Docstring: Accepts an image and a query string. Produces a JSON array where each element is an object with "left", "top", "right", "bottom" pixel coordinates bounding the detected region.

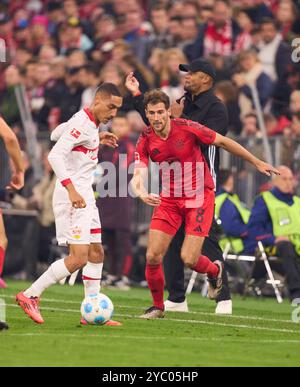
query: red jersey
[{"left": 135, "top": 118, "right": 216, "bottom": 199}]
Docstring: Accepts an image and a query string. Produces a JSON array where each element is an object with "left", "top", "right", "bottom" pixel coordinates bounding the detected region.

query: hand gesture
[
  {"left": 256, "top": 161, "right": 280, "bottom": 177},
  {"left": 100, "top": 132, "right": 118, "bottom": 148},
  {"left": 6, "top": 171, "right": 24, "bottom": 191},
  {"left": 125, "top": 72, "right": 140, "bottom": 96}
]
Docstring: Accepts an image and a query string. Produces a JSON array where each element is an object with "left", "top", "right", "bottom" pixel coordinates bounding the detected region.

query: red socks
[
  {"left": 145, "top": 263, "right": 165, "bottom": 310},
  {"left": 0, "top": 246, "right": 5, "bottom": 276},
  {"left": 192, "top": 255, "right": 219, "bottom": 278}
]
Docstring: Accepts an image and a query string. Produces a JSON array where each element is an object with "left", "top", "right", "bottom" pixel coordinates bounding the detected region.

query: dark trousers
[
  {"left": 164, "top": 219, "right": 231, "bottom": 303},
  {"left": 276, "top": 241, "right": 300, "bottom": 299},
  {"left": 102, "top": 229, "right": 132, "bottom": 278}
]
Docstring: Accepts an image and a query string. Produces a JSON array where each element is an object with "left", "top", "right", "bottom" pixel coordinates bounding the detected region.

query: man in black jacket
[{"left": 125, "top": 58, "right": 232, "bottom": 314}]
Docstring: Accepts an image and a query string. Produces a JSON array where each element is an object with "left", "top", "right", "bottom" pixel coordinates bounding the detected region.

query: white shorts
[{"left": 54, "top": 202, "right": 102, "bottom": 246}]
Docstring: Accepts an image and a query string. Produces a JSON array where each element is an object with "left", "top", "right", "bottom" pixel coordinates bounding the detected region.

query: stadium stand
[{"left": 0, "top": 0, "right": 300, "bottom": 298}]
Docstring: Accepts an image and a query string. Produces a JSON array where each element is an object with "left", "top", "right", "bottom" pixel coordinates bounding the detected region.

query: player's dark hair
[
  {"left": 219, "top": 169, "right": 233, "bottom": 186},
  {"left": 95, "top": 83, "right": 122, "bottom": 97},
  {"left": 144, "top": 89, "right": 170, "bottom": 109}
]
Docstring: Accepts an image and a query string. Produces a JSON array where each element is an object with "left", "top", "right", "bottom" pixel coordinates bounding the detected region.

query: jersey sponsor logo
[
  {"left": 70, "top": 128, "right": 82, "bottom": 139},
  {"left": 134, "top": 151, "right": 140, "bottom": 164}
]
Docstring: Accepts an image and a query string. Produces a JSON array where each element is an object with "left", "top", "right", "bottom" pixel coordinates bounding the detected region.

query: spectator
[
  {"left": 0, "top": 66, "right": 22, "bottom": 128},
  {"left": 79, "top": 63, "right": 100, "bottom": 109},
  {"left": 99, "top": 112, "right": 135, "bottom": 289},
  {"left": 248, "top": 166, "right": 300, "bottom": 300},
  {"left": 233, "top": 49, "right": 274, "bottom": 117},
  {"left": 189, "top": 0, "right": 242, "bottom": 59},
  {"left": 59, "top": 67, "right": 83, "bottom": 122},
  {"left": 281, "top": 126, "right": 295, "bottom": 168},
  {"left": 258, "top": 18, "right": 292, "bottom": 82},
  {"left": 292, "top": 111, "right": 300, "bottom": 138},
  {"left": 290, "top": 90, "right": 300, "bottom": 114},
  {"left": 234, "top": 8, "right": 257, "bottom": 51},
  {"left": 159, "top": 48, "right": 186, "bottom": 91},
  {"left": 215, "top": 169, "right": 255, "bottom": 254},
  {"left": 146, "top": 4, "right": 173, "bottom": 54},
  {"left": 275, "top": 0, "right": 299, "bottom": 40},
  {"left": 38, "top": 45, "right": 57, "bottom": 62},
  {"left": 45, "top": 1, "right": 64, "bottom": 36},
  {"left": 65, "top": 48, "right": 87, "bottom": 69},
  {"left": 29, "top": 15, "right": 51, "bottom": 54},
  {"left": 148, "top": 47, "right": 164, "bottom": 87},
  {"left": 239, "top": 0, "right": 274, "bottom": 24},
  {"left": 214, "top": 80, "right": 242, "bottom": 135}
]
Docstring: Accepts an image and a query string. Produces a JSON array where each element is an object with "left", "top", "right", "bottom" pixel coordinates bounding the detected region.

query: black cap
[{"left": 179, "top": 58, "right": 216, "bottom": 80}]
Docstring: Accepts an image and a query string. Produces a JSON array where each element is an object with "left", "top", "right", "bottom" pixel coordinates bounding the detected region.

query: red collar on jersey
[{"left": 84, "top": 108, "right": 98, "bottom": 126}]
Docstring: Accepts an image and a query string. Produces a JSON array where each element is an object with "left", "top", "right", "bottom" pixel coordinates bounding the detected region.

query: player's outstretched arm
[
  {"left": 0, "top": 117, "right": 24, "bottom": 190},
  {"left": 213, "top": 133, "right": 280, "bottom": 177},
  {"left": 131, "top": 168, "right": 161, "bottom": 207}
]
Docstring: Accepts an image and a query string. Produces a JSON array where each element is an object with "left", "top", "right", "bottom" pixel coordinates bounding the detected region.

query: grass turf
[{"left": 1, "top": 280, "right": 300, "bottom": 366}]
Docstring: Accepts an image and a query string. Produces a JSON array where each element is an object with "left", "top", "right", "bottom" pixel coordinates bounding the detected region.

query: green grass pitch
[{"left": 1, "top": 280, "right": 300, "bottom": 367}]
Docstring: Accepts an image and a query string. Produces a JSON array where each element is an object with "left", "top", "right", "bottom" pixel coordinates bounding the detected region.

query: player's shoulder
[
  {"left": 68, "top": 109, "right": 95, "bottom": 132},
  {"left": 172, "top": 118, "right": 198, "bottom": 128},
  {"left": 139, "top": 126, "right": 152, "bottom": 139}
]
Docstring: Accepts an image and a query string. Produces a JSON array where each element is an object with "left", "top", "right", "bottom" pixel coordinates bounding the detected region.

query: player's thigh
[
  {"left": 54, "top": 203, "right": 91, "bottom": 246},
  {"left": 147, "top": 229, "right": 174, "bottom": 264},
  {"left": 184, "top": 189, "right": 215, "bottom": 238},
  {"left": 0, "top": 212, "right": 7, "bottom": 248},
  {"left": 88, "top": 243, "right": 104, "bottom": 264},
  {"left": 150, "top": 200, "right": 183, "bottom": 238},
  {"left": 181, "top": 234, "right": 205, "bottom": 267}
]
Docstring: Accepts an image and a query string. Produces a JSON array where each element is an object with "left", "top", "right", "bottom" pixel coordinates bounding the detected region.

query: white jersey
[{"left": 48, "top": 108, "right": 100, "bottom": 205}]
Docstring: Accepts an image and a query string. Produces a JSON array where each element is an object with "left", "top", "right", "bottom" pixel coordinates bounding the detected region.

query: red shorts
[{"left": 150, "top": 189, "right": 215, "bottom": 237}]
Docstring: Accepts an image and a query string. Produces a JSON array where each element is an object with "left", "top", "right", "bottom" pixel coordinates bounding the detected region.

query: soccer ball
[{"left": 80, "top": 293, "right": 114, "bottom": 325}]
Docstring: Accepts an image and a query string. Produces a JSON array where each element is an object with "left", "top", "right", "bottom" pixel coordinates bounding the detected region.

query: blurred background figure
[{"left": 98, "top": 112, "right": 135, "bottom": 290}]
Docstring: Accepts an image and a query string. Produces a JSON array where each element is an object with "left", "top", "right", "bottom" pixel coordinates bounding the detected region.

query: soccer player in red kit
[{"left": 132, "top": 90, "right": 279, "bottom": 319}]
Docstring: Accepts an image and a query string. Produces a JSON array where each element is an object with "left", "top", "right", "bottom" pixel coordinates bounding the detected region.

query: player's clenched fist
[
  {"left": 141, "top": 193, "right": 161, "bottom": 207},
  {"left": 68, "top": 190, "right": 86, "bottom": 209}
]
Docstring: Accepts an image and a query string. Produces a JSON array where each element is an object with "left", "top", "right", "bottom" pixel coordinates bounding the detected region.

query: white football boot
[
  {"left": 164, "top": 299, "right": 189, "bottom": 312},
  {"left": 215, "top": 300, "right": 232, "bottom": 315}
]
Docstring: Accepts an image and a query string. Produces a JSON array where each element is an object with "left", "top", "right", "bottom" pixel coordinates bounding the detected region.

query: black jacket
[{"left": 130, "top": 89, "right": 228, "bottom": 187}]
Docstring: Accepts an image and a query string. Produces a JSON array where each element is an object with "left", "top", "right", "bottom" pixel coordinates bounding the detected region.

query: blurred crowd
[
  {"left": 0, "top": 0, "right": 299, "bottom": 137},
  {"left": 1, "top": 0, "right": 300, "bottom": 284}
]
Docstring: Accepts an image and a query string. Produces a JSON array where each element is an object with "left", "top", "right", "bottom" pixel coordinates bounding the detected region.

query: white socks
[
  {"left": 82, "top": 262, "right": 103, "bottom": 298},
  {"left": 24, "top": 259, "right": 71, "bottom": 298}
]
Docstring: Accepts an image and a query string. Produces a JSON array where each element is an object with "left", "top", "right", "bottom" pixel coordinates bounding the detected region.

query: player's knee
[
  {"left": 146, "top": 250, "right": 163, "bottom": 265},
  {"left": 181, "top": 251, "right": 197, "bottom": 269},
  {"left": 89, "top": 244, "right": 104, "bottom": 263},
  {"left": 72, "top": 253, "right": 89, "bottom": 270}
]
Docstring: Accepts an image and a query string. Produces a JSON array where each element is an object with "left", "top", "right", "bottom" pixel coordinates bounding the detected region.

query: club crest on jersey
[
  {"left": 71, "top": 226, "right": 82, "bottom": 239},
  {"left": 70, "top": 128, "right": 81, "bottom": 139}
]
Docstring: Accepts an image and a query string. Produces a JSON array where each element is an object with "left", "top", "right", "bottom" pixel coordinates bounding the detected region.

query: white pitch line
[
  {"left": 1, "top": 294, "right": 294, "bottom": 325},
  {"left": 6, "top": 303, "right": 300, "bottom": 334},
  {"left": 3, "top": 332, "right": 300, "bottom": 345}
]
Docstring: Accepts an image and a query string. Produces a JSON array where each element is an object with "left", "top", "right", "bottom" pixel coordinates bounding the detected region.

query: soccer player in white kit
[{"left": 16, "top": 83, "right": 123, "bottom": 325}]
